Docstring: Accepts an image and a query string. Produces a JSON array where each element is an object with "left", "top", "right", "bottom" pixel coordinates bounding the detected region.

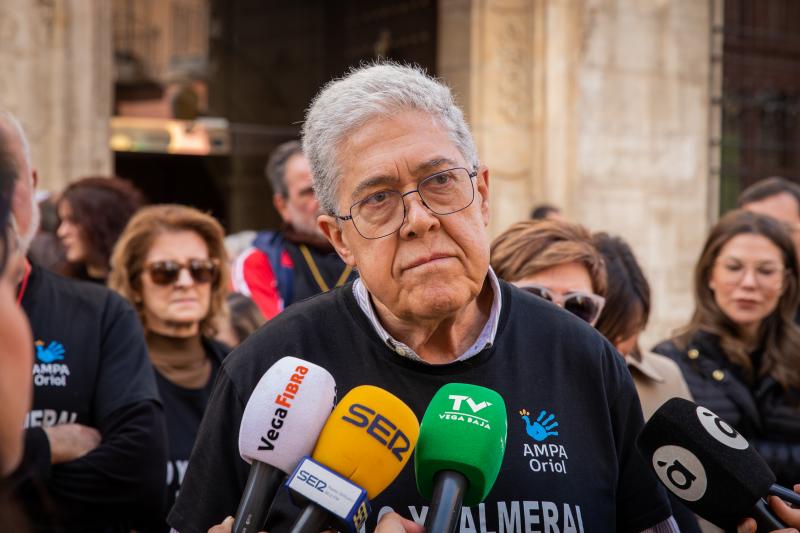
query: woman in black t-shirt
[{"left": 109, "top": 204, "right": 231, "bottom": 532}]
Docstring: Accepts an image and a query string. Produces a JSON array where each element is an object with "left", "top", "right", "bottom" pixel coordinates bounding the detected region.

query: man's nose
[{"left": 399, "top": 192, "right": 439, "bottom": 239}]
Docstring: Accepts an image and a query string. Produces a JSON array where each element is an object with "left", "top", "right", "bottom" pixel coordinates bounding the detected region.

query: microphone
[
  {"left": 285, "top": 385, "right": 420, "bottom": 533},
  {"left": 637, "top": 397, "right": 799, "bottom": 530},
  {"left": 414, "top": 383, "right": 508, "bottom": 533},
  {"left": 233, "top": 357, "right": 336, "bottom": 533}
]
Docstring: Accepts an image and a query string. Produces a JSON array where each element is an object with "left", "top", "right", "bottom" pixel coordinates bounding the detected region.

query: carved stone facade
[
  {"left": 0, "top": 0, "right": 112, "bottom": 192},
  {"left": 0, "top": 0, "right": 715, "bottom": 346},
  {"left": 439, "top": 0, "right": 716, "bottom": 347}
]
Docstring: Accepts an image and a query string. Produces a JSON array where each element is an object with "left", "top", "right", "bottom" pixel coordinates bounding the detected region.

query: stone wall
[
  {"left": 439, "top": 0, "right": 717, "bottom": 348},
  {"left": 0, "top": 0, "right": 112, "bottom": 193}
]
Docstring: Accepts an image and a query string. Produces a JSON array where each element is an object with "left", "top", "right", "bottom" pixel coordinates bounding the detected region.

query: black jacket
[{"left": 653, "top": 331, "right": 800, "bottom": 486}]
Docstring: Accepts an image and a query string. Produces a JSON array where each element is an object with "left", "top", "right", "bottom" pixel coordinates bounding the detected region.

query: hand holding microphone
[
  {"left": 415, "top": 383, "right": 508, "bottom": 533},
  {"left": 637, "top": 397, "right": 800, "bottom": 531},
  {"left": 285, "top": 385, "right": 420, "bottom": 533},
  {"left": 233, "top": 357, "right": 336, "bottom": 533},
  {"left": 738, "top": 485, "right": 800, "bottom": 533}
]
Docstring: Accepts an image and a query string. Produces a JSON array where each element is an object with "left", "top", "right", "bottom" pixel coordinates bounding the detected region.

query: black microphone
[
  {"left": 637, "top": 397, "right": 798, "bottom": 530},
  {"left": 232, "top": 357, "right": 336, "bottom": 533}
]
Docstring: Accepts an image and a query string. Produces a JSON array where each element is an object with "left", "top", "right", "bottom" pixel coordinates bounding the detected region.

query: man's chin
[{"left": 402, "top": 285, "right": 473, "bottom": 320}]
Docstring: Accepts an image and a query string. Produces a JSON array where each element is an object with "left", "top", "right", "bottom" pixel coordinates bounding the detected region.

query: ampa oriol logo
[
  {"left": 33, "top": 340, "right": 70, "bottom": 387},
  {"left": 438, "top": 394, "right": 494, "bottom": 430},
  {"left": 36, "top": 340, "right": 65, "bottom": 363},
  {"left": 519, "top": 409, "right": 559, "bottom": 441},
  {"left": 519, "top": 407, "right": 569, "bottom": 475}
]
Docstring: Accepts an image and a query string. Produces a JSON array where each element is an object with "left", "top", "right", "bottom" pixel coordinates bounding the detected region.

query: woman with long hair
[
  {"left": 57, "top": 176, "right": 144, "bottom": 282},
  {"left": 654, "top": 209, "right": 800, "bottom": 486},
  {"left": 109, "top": 204, "right": 229, "bottom": 531}
]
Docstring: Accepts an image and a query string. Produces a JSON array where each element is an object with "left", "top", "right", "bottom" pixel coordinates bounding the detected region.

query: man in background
[
  {"left": 231, "top": 140, "right": 357, "bottom": 319},
  {"left": 738, "top": 176, "right": 800, "bottom": 261}
]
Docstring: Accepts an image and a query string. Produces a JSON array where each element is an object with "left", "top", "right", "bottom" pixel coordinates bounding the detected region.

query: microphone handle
[
  {"left": 769, "top": 483, "right": 800, "bottom": 507},
  {"left": 424, "top": 471, "right": 469, "bottom": 533},
  {"left": 288, "top": 502, "right": 329, "bottom": 533},
  {"left": 234, "top": 461, "right": 286, "bottom": 533},
  {"left": 753, "top": 498, "right": 786, "bottom": 530}
]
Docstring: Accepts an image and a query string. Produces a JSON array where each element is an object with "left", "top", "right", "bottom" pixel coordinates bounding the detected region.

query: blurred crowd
[{"left": 2, "top": 63, "right": 800, "bottom": 533}]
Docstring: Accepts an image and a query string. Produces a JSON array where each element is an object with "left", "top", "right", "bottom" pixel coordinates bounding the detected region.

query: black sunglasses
[{"left": 143, "top": 259, "right": 219, "bottom": 286}]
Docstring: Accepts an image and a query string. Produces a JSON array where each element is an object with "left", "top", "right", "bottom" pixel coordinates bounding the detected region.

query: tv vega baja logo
[{"left": 438, "top": 394, "right": 494, "bottom": 430}]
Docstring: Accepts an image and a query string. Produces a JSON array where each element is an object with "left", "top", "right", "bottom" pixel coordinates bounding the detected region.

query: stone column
[
  {"left": 438, "top": 0, "right": 716, "bottom": 347},
  {"left": 0, "top": 0, "right": 113, "bottom": 193}
]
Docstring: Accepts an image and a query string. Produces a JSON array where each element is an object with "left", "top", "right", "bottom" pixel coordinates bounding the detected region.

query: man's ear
[
  {"left": 273, "top": 193, "right": 289, "bottom": 223},
  {"left": 318, "top": 214, "right": 356, "bottom": 266},
  {"left": 31, "top": 169, "right": 38, "bottom": 189},
  {"left": 475, "top": 165, "right": 490, "bottom": 226}
]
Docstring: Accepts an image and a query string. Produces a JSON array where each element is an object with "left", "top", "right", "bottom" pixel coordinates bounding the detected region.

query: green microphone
[{"left": 414, "top": 383, "right": 508, "bottom": 533}]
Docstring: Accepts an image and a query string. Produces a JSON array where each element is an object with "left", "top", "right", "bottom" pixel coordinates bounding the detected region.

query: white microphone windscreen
[{"left": 238, "top": 356, "right": 336, "bottom": 473}]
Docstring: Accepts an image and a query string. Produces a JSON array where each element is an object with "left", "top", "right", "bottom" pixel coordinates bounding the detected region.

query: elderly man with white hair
[{"left": 171, "top": 64, "right": 677, "bottom": 533}]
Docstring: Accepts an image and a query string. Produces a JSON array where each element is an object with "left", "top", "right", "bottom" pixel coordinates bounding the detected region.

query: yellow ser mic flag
[{"left": 312, "top": 385, "right": 420, "bottom": 499}]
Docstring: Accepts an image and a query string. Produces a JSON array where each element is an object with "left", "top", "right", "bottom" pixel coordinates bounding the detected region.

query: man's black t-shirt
[
  {"left": 169, "top": 280, "right": 671, "bottom": 533},
  {"left": 14, "top": 263, "right": 166, "bottom": 532}
]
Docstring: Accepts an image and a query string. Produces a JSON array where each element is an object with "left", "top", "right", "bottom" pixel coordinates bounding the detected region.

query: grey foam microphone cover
[{"left": 238, "top": 356, "right": 336, "bottom": 474}]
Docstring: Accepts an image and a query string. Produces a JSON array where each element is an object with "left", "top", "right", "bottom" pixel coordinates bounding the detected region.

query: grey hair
[
  {"left": 0, "top": 108, "right": 32, "bottom": 173},
  {"left": 265, "top": 140, "right": 303, "bottom": 198},
  {"left": 302, "top": 62, "right": 479, "bottom": 215}
]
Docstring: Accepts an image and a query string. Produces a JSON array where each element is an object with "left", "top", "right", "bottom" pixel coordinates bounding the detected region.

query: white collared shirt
[{"left": 352, "top": 268, "right": 503, "bottom": 364}]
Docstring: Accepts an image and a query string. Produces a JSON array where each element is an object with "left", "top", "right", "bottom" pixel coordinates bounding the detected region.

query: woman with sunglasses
[
  {"left": 492, "top": 221, "right": 704, "bottom": 532},
  {"left": 491, "top": 220, "right": 607, "bottom": 326},
  {"left": 653, "top": 210, "right": 800, "bottom": 488},
  {"left": 109, "top": 204, "right": 230, "bottom": 532}
]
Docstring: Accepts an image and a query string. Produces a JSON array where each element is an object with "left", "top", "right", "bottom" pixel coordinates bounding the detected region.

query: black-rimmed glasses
[{"left": 335, "top": 167, "right": 478, "bottom": 239}]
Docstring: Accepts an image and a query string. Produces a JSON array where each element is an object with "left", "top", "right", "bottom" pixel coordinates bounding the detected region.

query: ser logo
[
  {"left": 342, "top": 403, "right": 411, "bottom": 462},
  {"left": 652, "top": 445, "right": 708, "bottom": 502},
  {"left": 296, "top": 470, "right": 328, "bottom": 492}
]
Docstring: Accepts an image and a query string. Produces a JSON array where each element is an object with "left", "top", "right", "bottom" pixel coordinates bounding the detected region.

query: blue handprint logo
[
  {"left": 35, "top": 340, "right": 65, "bottom": 364},
  {"left": 520, "top": 409, "right": 559, "bottom": 442}
]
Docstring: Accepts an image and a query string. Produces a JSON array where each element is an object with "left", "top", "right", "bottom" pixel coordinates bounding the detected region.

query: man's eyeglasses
[
  {"left": 335, "top": 167, "right": 478, "bottom": 239},
  {"left": 516, "top": 283, "right": 606, "bottom": 325},
  {"left": 143, "top": 259, "right": 219, "bottom": 286}
]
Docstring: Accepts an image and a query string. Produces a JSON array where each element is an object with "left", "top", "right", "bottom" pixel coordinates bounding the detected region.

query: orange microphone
[{"left": 285, "top": 385, "right": 420, "bottom": 533}]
